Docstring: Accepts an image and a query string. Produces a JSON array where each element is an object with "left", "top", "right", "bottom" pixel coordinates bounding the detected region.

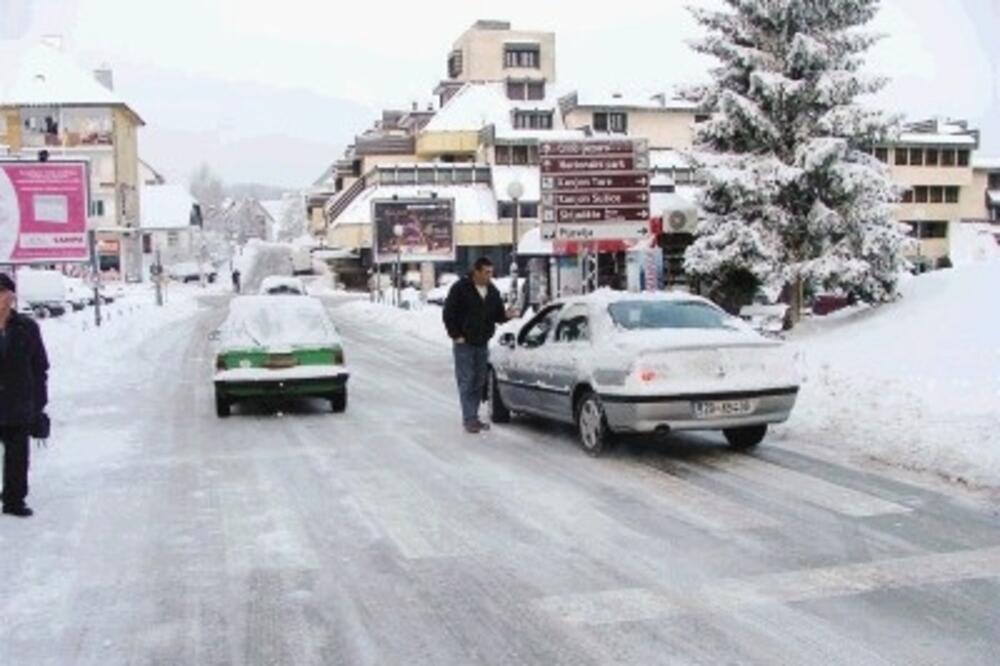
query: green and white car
[{"left": 213, "top": 295, "right": 349, "bottom": 417}]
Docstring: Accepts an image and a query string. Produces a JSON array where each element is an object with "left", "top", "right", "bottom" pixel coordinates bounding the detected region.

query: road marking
[
  {"left": 696, "top": 455, "right": 911, "bottom": 517},
  {"left": 537, "top": 545, "right": 1000, "bottom": 625}
]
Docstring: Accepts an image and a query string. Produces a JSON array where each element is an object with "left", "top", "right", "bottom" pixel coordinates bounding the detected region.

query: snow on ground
[
  {"left": 334, "top": 298, "right": 450, "bottom": 348},
  {"left": 787, "top": 262, "right": 1000, "bottom": 487}
]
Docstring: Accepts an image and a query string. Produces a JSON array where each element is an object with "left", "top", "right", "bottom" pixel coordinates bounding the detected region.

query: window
[
  {"left": 930, "top": 186, "right": 943, "bottom": 203},
  {"left": 914, "top": 186, "right": 928, "bottom": 203},
  {"left": 695, "top": 114, "right": 710, "bottom": 123},
  {"left": 906, "top": 221, "right": 948, "bottom": 239},
  {"left": 593, "top": 112, "right": 628, "bottom": 134},
  {"left": 396, "top": 168, "right": 416, "bottom": 184},
  {"left": 608, "top": 300, "right": 732, "bottom": 330},
  {"left": 417, "top": 169, "right": 435, "bottom": 184},
  {"left": 518, "top": 305, "right": 562, "bottom": 348},
  {"left": 498, "top": 201, "right": 516, "bottom": 218},
  {"left": 520, "top": 202, "right": 539, "bottom": 218},
  {"left": 925, "top": 148, "right": 939, "bottom": 166},
  {"left": 989, "top": 174, "right": 1000, "bottom": 190},
  {"left": 874, "top": 148, "right": 888, "bottom": 163},
  {"left": 512, "top": 145, "right": 529, "bottom": 165},
  {"left": 554, "top": 307, "right": 591, "bottom": 343},
  {"left": 895, "top": 149, "right": 908, "bottom": 166},
  {"left": 506, "top": 81, "right": 545, "bottom": 101},
  {"left": 901, "top": 189, "right": 914, "bottom": 203},
  {"left": 167, "top": 231, "right": 180, "bottom": 248},
  {"left": 513, "top": 111, "right": 553, "bottom": 130},
  {"left": 909, "top": 148, "right": 923, "bottom": 166},
  {"left": 958, "top": 149, "right": 970, "bottom": 167},
  {"left": 945, "top": 186, "right": 959, "bottom": 203},
  {"left": 495, "top": 145, "right": 511, "bottom": 164},
  {"left": 941, "top": 149, "right": 956, "bottom": 167},
  {"left": 90, "top": 199, "right": 106, "bottom": 217},
  {"left": 504, "top": 46, "right": 540, "bottom": 69},
  {"left": 448, "top": 50, "right": 463, "bottom": 79},
  {"left": 498, "top": 201, "right": 540, "bottom": 219}
]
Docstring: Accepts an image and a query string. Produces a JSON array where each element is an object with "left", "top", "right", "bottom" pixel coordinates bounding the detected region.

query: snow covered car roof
[
  {"left": 259, "top": 276, "right": 307, "bottom": 295},
  {"left": 219, "top": 295, "right": 340, "bottom": 350}
]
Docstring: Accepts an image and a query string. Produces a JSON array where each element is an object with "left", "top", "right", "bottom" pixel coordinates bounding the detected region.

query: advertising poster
[
  {"left": 372, "top": 199, "right": 455, "bottom": 264},
  {"left": 0, "top": 161, "right": 90, "bottom": 263}
]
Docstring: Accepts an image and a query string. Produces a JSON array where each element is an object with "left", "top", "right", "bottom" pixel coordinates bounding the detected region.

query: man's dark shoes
[
  {"left": 3, "top": 505, "right": 33, "bottom": 518},
  {"left": 463, "top": 420, "right": 481, "bottom": 434},
  {"left": 475, "top": 420, "right": 491, "bottom": 431}
]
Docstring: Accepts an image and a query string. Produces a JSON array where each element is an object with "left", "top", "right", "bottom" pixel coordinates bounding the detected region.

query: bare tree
[{"left": 189, "top": 163, "right": 225, "bottom": 214}]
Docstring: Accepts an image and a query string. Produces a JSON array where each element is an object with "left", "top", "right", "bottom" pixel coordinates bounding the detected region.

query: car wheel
[
  {"left": 576, "top": 392, "right": 611, "bottom": 457},
  {"left": 215, "top": 390, "right": 231, "bottom": 418},
  {"left": 330, "top": 390, "right": 347, "bottom": 413},
  {"left": 487, "top": 368, "right": 510, "bottom": 424},
  {"left": 723, "top": 425, "right": 767, "bottom": 450}
]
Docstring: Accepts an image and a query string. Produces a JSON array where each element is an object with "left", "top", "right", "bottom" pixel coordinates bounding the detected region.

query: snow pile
[
  {"left": 788, "top": 262, "right": 1000, "bottom": 487},
  {"left": 39, "top": 283, "right": 204, "bottom": 408},
  {"left": 235, "top": 240, "right": 294, "bottom": 293},
  {"left": 950, "top": 222, "right": 1000, "bottom": 266},
  {"left": 335, "top": 300, "right": 450, "bottom": 348},
  {"left": 220, "top": 295, "right": 340, "bottom": 348}
]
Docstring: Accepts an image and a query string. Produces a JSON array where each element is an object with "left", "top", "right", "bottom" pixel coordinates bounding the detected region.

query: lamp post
[
  {"left": 393, "top": 222, "right": 404, "bottom": 307},
  {"left": 506, "top": 180, "right": 525, "bottom": 308}
]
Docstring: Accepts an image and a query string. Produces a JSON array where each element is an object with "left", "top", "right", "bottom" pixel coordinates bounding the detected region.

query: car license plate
[
  {"left": 692, "top": 399, "right": 755, "bottom": 419},
  {"left": 265, "top": 354, "right": 297, "bottom": 369}
]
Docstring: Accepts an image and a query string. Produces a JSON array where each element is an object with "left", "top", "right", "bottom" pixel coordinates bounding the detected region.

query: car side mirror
[{"left": 499, "top": 332, "right": 516, "bottom": 348}]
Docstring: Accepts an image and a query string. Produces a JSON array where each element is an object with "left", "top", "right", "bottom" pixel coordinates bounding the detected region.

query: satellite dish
[{"left": 668, "top": 210, "right": 687, "bottom": 231}]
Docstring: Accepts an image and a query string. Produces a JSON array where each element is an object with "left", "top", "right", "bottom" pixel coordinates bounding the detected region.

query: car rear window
[{"left": 608, "top": 300, "right": 731, "bottom": 330}]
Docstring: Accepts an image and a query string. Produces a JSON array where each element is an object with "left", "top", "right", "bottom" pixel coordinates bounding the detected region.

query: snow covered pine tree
[{"left": 684, "top": 0, "right": 911, "bottom": 315}]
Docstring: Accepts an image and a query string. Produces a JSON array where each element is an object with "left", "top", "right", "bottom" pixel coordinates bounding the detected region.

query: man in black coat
[
  {"left": 0, "top": 273, "right": 49, "bottom": 517},
  {"left": 442, "top": 257, "right": 516, "bottom": 433}
]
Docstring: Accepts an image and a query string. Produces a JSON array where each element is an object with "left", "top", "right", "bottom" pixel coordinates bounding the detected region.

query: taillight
[
  {"left": 215, "top": 356, "right": 227, "bottom": 371},
  {"left": 638, "top": 369, "right": 657, "bottom": 383}
]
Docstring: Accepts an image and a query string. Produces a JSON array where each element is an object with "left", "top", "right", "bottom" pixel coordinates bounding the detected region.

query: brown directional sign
[
  {"left": 543, "top": 174, "right": 649, "bottom": 191},
  {"left": 540, "top": 138, "right": 651, "bottom": 240},
  {"left": 548, "top": 191, "right": 650, "bottom": 207},
  {"left": 556, "top": 207, "right": 650, "bottom": 223},
  {"left": 540, "top": 140, "right": 640, "bottom": 157},
  {"left": 540, "top": 156, "right": 639, "bottom": 173}
]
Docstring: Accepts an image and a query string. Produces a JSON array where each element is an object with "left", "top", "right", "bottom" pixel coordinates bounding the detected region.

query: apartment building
[
  {"left": 0, "top": 40, "right": 145, "bottom": 279},
  {"left": 876, "top": 119, "right": 980, "bottom": 269}
]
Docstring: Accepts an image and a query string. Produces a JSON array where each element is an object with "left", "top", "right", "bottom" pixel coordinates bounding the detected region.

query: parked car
[
  {"left": 259, "top": 275, "right": 307, "bottom": 296},
  {"left": 14, "top": 269, "right": 68, "bottom": 318},
  {"left": 212, "top": 295, "right": 349, "bottom": 417},
  {"left": 487, "top": 290, "right": 800, "bottom": 456},
  {"left": 168, "top": 261, "right": 217, "bottom": 283}
]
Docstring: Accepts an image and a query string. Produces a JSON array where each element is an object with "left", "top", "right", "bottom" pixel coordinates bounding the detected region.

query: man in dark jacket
[
  {"left": 0, "top": 273, "right": 49, "bottom": 517},
  {"left": 442, "top": 257, "right": 515, "bottom": 433}
]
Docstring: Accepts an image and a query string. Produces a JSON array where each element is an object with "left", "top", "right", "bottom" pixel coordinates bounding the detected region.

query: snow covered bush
[{"left": 684, "top": 0, "right": 911, "bottom": 310}]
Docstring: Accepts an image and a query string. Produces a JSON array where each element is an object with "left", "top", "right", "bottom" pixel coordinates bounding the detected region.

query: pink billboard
[{"left": 0, "top": 161, "right": 90, "bottom": 263}]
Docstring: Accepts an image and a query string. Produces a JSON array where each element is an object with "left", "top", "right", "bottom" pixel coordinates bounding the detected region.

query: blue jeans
[{"left": 453, "top": 343, "right": 489, "bottom": 423}]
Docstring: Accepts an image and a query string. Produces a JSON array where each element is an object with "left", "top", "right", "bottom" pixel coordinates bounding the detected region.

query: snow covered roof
[
  {"left": 564, "top": 88, "right": 698, "bottom": 112},
  {"left": 334, "top": 183, "right": 498, "bottom": 227},
  {"left": 973, "top": 157, "right": 1000, "bottom": 171},
  {"left": 649, "top": 149, "right": 694, "bottom": 171},
  {"left": 140, "top": 185, "right": 196, "bottom": 230},
  {"left": 896, "top": 133, "right": 977, "bottom": 147},
  {"left": 0, "top": 42, "right": 143, "bottom": 124},
  {"left": 422, "top": 81, "right": 565, "bottom": 134},
  {"left": 492, "top": 165, "right": 541, "bottom": 201},
  {"left": 260, "top": 199, "right": 291, "bottom": 224},
  {"left": 895, "top": 118, "right": 977, "bottom": 147}
]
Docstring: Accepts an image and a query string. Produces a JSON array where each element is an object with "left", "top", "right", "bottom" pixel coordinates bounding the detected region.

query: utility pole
[{"left": 87, "top": 230, "right": 102, "bottom": 327}]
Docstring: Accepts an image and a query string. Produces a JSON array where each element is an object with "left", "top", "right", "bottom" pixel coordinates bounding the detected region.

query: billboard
[
  {"left": 372, "top": 198, "right": 455, "bottom": 263},
  {"left": 0, "top": 161, "right": 90, "bottom": 263}
]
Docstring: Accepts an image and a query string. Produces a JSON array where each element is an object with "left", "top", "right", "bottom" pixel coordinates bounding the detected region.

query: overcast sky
[{"left": 3, "top": 0, "right": 997, "bottom": 188}]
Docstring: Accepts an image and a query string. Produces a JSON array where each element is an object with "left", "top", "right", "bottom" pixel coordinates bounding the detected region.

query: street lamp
[
  {"left": 506, "top": 179, "right": 525, "bottom": 308},
  {"left": 393, "top": 222, "right": 404, "bottom": 307}
]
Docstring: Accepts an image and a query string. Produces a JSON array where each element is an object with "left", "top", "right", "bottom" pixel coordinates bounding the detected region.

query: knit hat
[{"left": 0, "top": 273, "right": 15, "bottom": 292}]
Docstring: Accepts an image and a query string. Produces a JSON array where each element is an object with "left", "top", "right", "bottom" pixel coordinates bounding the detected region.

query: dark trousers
[
  {"left": 453, "top": 342, "right": 489, "bottom": 423},
  {"left": 0, "top": 426, "right": 30, "bottom": 508}
]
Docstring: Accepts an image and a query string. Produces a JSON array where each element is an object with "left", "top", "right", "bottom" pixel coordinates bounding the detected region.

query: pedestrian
[
  {"left": 442, "top": 257, "right": 517, "bottom": 434},
  {"left": 0, "top": 273, "right": 50, "bottom": 518},
  {"left": 231, "top": 268, "right": 241, "bottom": 294}
]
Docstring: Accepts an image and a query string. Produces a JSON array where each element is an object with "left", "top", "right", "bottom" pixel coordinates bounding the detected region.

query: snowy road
[{"left": 2, "top": 293, "right": 1000, "bottom": 665}]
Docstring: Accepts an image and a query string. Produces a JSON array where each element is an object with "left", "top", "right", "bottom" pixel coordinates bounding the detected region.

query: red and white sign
[{"left": 0, "top": 161, "right": 90, "bottom": 263}]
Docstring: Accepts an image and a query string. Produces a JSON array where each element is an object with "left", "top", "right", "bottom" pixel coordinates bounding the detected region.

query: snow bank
[
  {"left": 334, "top": 300, "right": 451, "bottom": 348},
  {"left": 788, "top": 262, "right": 1000, "bottom": 487}
]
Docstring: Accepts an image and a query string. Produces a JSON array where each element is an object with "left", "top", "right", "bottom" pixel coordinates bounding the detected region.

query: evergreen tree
[{"left": 684, "top": 0, "right": 911, "bottom": 311}]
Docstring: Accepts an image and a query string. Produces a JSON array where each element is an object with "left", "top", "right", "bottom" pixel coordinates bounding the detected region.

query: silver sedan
[{"left": 487, "top": 291, "right": 799, "bottom": 455}]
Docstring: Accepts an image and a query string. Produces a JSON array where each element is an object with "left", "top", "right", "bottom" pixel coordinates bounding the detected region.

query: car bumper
[
  {"left": 215, "top": 368, "right": 349, "bottom": 399},
  {"left": 600, "top": 387, "right": 798, "bottom": 433}
]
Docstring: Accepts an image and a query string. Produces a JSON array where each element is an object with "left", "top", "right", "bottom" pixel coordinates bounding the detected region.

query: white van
[{"left": 14, "top": 269, "right": 69, "bottom": 317}]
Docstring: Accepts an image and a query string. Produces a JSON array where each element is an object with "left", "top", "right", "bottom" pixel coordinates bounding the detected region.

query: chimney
[{"left": 94, "top": 65, "right": 114, "bottom": 91}]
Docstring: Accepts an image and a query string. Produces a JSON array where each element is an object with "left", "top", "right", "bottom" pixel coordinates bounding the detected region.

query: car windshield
[{"left": 608, "top": 300, "right": 734, "bottom": 330}]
